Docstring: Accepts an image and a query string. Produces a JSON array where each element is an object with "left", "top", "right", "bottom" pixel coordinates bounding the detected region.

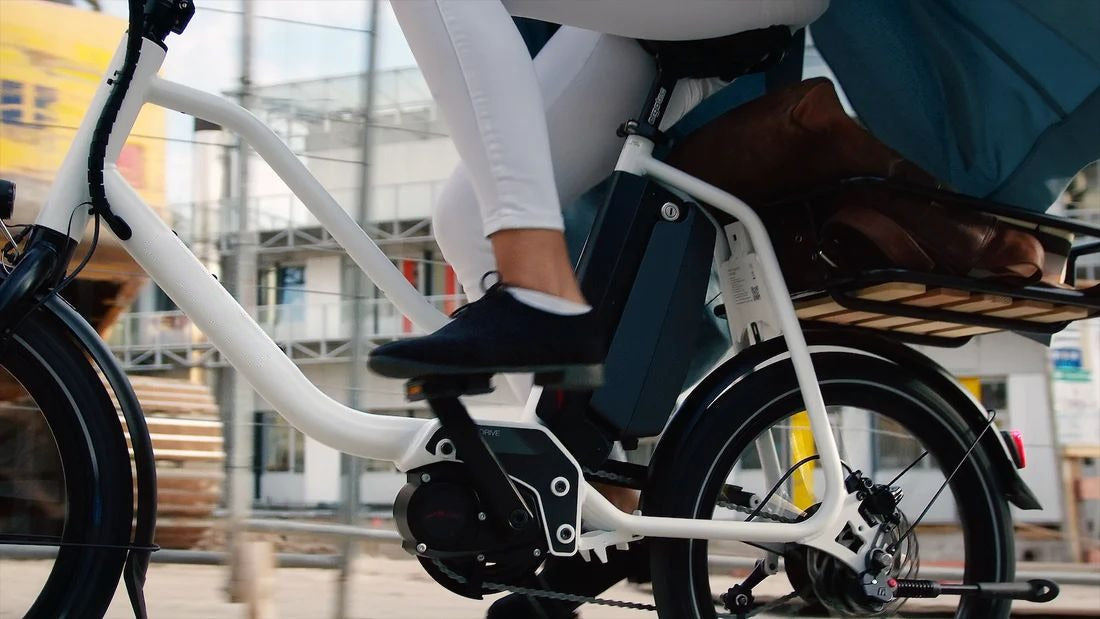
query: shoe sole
[{"left": 368, "top": 355, "right": 604, "bottom": 390}]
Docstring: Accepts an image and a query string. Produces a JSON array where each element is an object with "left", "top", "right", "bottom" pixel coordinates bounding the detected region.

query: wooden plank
[
  {"left": 1029, "top": 306, "right": 1092, "bottom": 323},
  {"left": 158, "top": 503, "right": 219, "bottom": 518},
  {"left": 856, "top": 315, "right": 923, "bottom": 329},
  {"left": 943, "top": 294, "right": 1012, "bottom": 313},
  {"left": 139, "top": 399, "right": 220, "bottom": 415},
  {"left": 795, "top": 296, "right": 846, "bottom": 319},
  {"left": 147, "top": 437, "right": 225, "bottom": 453},
  {"left": 140, "top": 415, "right": 222, "bottom": 426},
  {"left": 818, "top": 310, "right": 882, "bottom": 325},
  {"left": 1064, "top": 445, "right": 1100, "bottom": 459},
  {"left": 1075, "top": 476, "right": 1100, "bottom": 501},
  {"left": 901, "top": 288, "right": 971, "bottom": 308},
  {"left": 986, "top": 300, "right": 1053, "bottom": 318},
  {"left": 142, "top": 421, "right": 223, "bottom": 437},
  {"left": 158, "top": 489, "right": 221, "bottom": 504},
  {"left": 138, "top": 448, "right": 225, "bottom": 461},
  {"left": 931, "top": 325, "right": 1001, "bottom": 338},
  {"left": 157, "top": 467, "right": 224, "bottom": 480},
  {"left": 157, "top": 477, "right": 223, "bottom": 493},
  {"left": 895, "top": 320, "right": 967, "bottom": 334},
  {"left": 854, "top": 282, "right": 926, "bottom": 301}
]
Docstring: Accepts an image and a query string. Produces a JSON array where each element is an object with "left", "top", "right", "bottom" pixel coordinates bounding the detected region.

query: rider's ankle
[
  {"left": 489, "top": 228, "right": 588, "bottom": 304},
  {"left": 507, "top": 287, "right": 591, "bottom": 315}
]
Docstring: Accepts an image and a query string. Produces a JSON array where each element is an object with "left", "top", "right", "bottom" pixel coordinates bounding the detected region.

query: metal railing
[
  {"left": 169, "top": 179, "right": 445, "bottom": 251},
  {"left": 107, "top": 294, "right": 463, "bottom": 370}
]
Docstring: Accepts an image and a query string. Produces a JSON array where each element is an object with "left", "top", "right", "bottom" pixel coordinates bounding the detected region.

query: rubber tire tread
[
  {"left": 645, "top": 352, "right": 1014, "bottom": 619},
  {"left": 2, "top": 310, "right": 133, "bottom": 618}
]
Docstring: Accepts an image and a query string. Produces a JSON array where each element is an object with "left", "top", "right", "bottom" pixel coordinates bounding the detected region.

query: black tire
[
  {"left": 0, "top": 310, "right": 133, "bottom": 618},
  {"left": 646, "top": 352, "right": 1014, "bottom": 618}
]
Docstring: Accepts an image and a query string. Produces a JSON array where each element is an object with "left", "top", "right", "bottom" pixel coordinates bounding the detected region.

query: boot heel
[{"left": 534, "top": 364, "right": 604, "bottom": 390}]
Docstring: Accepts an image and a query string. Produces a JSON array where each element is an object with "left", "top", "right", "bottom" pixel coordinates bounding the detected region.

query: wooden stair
[{"left": 117, "top": 375, "right": 224, "bottom": 549}]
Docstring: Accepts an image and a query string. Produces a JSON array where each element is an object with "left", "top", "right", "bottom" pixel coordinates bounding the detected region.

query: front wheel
[
  {"left": 646, "top": 352, "right": 1015, "bottom": 618},
  {"left": 0, "top": 309, "right": 133, "bottom": 618}
]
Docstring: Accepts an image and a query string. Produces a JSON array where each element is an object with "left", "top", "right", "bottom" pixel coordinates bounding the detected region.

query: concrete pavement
[{"left": 1, "top": 556, "right": 1098, "bottom": 618}]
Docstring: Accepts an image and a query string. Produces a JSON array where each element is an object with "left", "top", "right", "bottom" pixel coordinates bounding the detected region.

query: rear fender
[{"left": 649, "top": 329, "right": 1041, "bottom": 510}]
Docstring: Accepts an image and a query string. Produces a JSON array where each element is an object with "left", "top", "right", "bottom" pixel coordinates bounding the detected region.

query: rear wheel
[
  {"left": 646, "top": 352, "right": 1015, "bottom": 618},
  {"left": 0, "top": 311, "right": 133, "bottom": 618}
]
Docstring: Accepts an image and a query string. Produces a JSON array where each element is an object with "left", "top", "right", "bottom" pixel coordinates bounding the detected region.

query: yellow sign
[
  {"left": 0, "top": 0, "right": 164, "bottom": 207},
  {"left": 957, "top": 376, "right": 982, "bottom": 400},
  {"left": 789, "top": 411, "right": 816, "bottom": 510}
]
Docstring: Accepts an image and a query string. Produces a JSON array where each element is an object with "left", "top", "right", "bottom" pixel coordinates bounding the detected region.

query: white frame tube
[
  {"left": 146, "top": 77, "right": 448, "bottom": 333},
  {"left": 103, "top": 167, "right": 438, "bottom": 466},
  {"left": 35, "top": 36, "right": 852, "bottom": 547}
]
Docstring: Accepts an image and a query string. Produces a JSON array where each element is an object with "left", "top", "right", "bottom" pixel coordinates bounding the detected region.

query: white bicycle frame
[{"left": 37, "top": 36, "right": 860, "bottom": 564}]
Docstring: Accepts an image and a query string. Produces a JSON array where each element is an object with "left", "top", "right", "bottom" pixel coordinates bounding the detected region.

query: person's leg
[
  {"left": 398, "top": 0, "right": 827, "bottom": 295},
  {"left": 432, "top": 28, "right": 655, "bottom": 304},
  {"left": 431, "top": 28, "right": 653, "bottom": 402},
  {"left": 503, "top": 0, "right": 828, "bottom": 40},
  {"left": 375, "top": 0, "right": 827, "bottom": 381},
  {"left": 390, "top": 0, "right": 583, "bottom": 304}
]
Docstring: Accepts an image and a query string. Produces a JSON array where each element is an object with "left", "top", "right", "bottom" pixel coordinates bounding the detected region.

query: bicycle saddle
[{"left": 641, "top": 25, "right": 797, "bottom": 81}]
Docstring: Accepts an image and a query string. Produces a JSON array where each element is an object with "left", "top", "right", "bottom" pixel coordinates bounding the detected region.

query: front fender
[
  {"left": 650, "top": 329, "right": 1041, "bottom": 510},
  {"left": 0, "top": 259, "right": 157, "bottom": 618}
]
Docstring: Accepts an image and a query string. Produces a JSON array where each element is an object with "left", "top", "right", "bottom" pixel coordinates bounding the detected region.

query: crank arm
[
  {"left": 893, "top": 578, "right": 1059, "bottom": 603},
  {"left": 409, "top": 376, "right": 536, "bottom": 534}
]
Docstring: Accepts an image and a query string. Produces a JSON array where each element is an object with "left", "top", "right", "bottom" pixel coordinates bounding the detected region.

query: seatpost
[{"left": 617, "top": 64, "right": 678, "bottom": 146}]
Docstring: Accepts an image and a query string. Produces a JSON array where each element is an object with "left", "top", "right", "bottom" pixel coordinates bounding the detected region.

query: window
[
  {"left": 1, "top": 80, "right": 24, "bottom": 124},
  {"left": 259, "top": 412, "right": 305, "bottom": 473},
  {"left": 978, "top": 377, "right": 1008, "bottom": 412},
  {"left": 259, "top": 264, "right": 307, "bottom": 325},
  {"left": 276, "top": 265, "right": 306, "bottom": 321},
  {"left": 33, "top": 86, "right": 57, "bottom": 123},
  {"left": 873, "top": 416, "right": 927, "bottom": 471}
]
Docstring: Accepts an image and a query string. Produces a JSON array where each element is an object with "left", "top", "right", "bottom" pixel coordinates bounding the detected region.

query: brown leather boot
[
  {"left": 668, "top": 78, "right": 1047, "bottom": 284},
  {"left": 667, "top": 77, "right": 939, "bottom": 206},
  {"left": 820, "top": 193, "right": 1044, "bottom": 282}
]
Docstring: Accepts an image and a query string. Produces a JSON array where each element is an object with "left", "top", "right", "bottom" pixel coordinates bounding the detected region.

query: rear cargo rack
[{"left": 772, "top": 178, "right": 1100, "bottom": 346}]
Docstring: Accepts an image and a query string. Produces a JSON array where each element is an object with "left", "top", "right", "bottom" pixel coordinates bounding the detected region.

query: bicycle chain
[
  {"left": 431, "top": 559, "right": 658, "bottom": 612},
  {"left": 431, "top": 559, "right": 800, "bottom": 618},
  {"left": 426, "top": 468, "right": 803, "bottom": 617}
]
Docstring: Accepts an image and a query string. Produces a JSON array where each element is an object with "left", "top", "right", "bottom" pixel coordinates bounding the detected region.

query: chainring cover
[{"left": 394, "top": 462, "right": 545, "bottom": 599}]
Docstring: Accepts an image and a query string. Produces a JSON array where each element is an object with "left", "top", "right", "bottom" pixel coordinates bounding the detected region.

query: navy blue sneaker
[{"left": 368, "top": 283, "right": 604, "bottom": 385}]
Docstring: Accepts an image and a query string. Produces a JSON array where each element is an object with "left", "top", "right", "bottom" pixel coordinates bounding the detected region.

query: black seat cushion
[{"left": 641, "top": 25, "right": 794, "bottom": 81}]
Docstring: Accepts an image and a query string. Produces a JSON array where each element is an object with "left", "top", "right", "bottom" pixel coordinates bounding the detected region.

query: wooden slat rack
[
  {"left": 763, "top": 177, "right": 1100, "bottom": 345},
  {"left": 796, "top": 279, "right": 1098, "bottom": 345}
]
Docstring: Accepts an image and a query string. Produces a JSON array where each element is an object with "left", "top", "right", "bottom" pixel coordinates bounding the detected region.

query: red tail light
[{"left": 1002, "top": 429, "right": 1026, "bottom": 469}]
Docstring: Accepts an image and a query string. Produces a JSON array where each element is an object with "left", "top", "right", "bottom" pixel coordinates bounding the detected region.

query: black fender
[
  {"left": 648, "top": 329, "right": 1040, "bottom": 510},
  {"left": 46, "top": 295, "right": 157, "bottom": 618},
  {"left": 0, "top": 263, "right": 156, "bottom": 618}
]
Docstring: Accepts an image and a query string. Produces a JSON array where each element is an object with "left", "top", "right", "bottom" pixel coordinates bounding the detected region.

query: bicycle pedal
[
  {"left": 533, "top": 364, "right": 604, "bottom": 391},
  {"left": 405, "top": 373, "right": 494, "bottom": 402}
]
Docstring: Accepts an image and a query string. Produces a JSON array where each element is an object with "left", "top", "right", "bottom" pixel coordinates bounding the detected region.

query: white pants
[{"left": 392, "top": 0, "right": 828, "bottom": 301}]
